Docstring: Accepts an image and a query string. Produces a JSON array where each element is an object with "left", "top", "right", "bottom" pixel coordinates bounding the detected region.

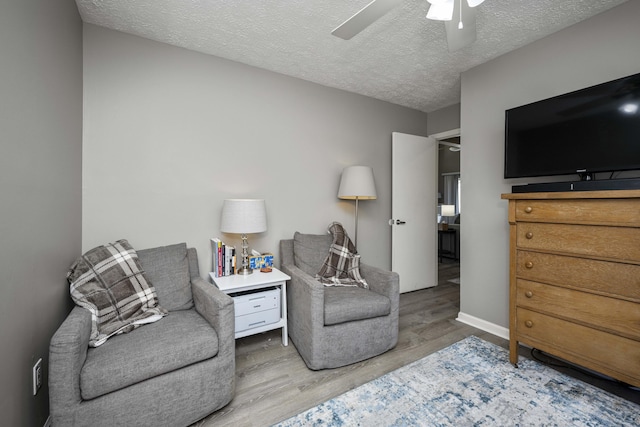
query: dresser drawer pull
[
  {"left": 525, "top": 232, "right": 533, "bottom": 239},
  {"left": 524, "top": 206, "right": 533, "bottom": 213},
  {"left": 525, "top": 291, "right": 533, "bottom": 298},
  {"left": 525, "top": 320, "right": 534, "bottom": 328},
  {"left": 525, "top": 261, "right": 534, "bottom": 269}
]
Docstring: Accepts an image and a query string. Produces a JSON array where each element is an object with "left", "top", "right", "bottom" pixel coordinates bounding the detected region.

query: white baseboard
[{"left": 456, "top": 312, "right": 509, "bottom": 340}]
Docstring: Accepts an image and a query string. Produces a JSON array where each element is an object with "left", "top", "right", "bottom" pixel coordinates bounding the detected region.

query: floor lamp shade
[
  {"left": 338, "top": 166, "right": 377, "bottom": 249},
  {"left": 338, "top": 166, "right": 377, "bottom": 200}
]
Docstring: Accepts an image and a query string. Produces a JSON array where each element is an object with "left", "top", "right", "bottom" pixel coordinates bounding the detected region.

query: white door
[{"left": 391, "top": 132, "right": 438, "bottom": 293}]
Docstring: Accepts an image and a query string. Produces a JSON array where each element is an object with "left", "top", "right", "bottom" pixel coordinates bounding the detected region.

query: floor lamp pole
[{"left": 354, "top": 196, "right": 360, "bottom": 249}]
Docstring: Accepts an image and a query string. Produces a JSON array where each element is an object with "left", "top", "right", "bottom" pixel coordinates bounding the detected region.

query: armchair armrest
[
  {"left": 49, "top": 306, "right": 92, "bottom": 413},
  {"left": 360, "top": 263, "right": 400, "bottom": 313},
  {"left": 192, "top": 277, "right": 235, "bottom": 359},
  {"left": 360, "top": 263, "right": 399, "bottom": 298},
  {"left": 280, "top": 263, "right": 325, "bottom": 329}
]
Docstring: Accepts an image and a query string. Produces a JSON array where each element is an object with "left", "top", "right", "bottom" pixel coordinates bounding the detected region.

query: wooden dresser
[{"left": 501, "top": 190, "right": 640, "bottom": 387}]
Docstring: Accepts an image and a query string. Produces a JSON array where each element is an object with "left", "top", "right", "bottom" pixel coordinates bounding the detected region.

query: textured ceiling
[{"left": 75, "top": 0, "right": 628, "bottom": 113}]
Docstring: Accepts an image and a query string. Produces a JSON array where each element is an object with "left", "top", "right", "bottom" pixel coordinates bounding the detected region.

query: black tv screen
[{"left": 504, "top": 72, "right": 640, "bottom": 179}]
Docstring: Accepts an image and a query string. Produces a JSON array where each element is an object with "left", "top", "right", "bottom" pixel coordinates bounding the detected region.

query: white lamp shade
[
  {"left": 441, "top": 204, "right": 456, "bottom": 217},
  {"left": 220, "top": 199, "right": 267, "bottom": 234},
  {"left": 338, "top": 166, "right": 377, "bottom": 200},
  {"left": 467, "top": 0, "right": 485, "bottom": 7},
  {"left": 426, "top": 0, "right": 454, "bottom": 21}
]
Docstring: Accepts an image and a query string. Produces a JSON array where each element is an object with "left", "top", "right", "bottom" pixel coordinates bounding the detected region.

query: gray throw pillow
[
  {"left": 137, "top": 242, "right": 194, "bottom": 311},
  {"left": 293, "top": 232, "right": 332, "bottom": 276}
]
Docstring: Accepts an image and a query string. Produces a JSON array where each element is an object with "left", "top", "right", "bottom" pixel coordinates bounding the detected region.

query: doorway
[{"left": 432, "top": 129, "right": 461, "bottom": 287}]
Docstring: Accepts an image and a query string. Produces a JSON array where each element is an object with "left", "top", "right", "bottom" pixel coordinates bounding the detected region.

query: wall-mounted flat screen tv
[{"left": 504, "top": 72, "right": 640, "bottom": 179}]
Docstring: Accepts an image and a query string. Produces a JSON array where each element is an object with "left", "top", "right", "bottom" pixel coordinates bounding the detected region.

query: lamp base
[{"left": 237, "top": 267, "right": 253, "bottom": 275}]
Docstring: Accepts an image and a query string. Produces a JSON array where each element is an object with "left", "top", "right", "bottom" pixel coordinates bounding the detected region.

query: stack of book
[{"left": 211, "top": 238, "right": 236, "bottom": 277}]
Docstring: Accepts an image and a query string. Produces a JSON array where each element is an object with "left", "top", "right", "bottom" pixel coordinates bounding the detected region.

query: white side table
[{"left": 209, "top": 268, "right": 290, "bottom": 346}]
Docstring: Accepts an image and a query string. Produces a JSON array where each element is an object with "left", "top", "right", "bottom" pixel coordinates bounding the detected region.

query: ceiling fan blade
[
  {"left": 332, "top": 0, "right": 404, "bottom": 40},
  {"left": 444, "top": 0, "right": 477, "bottom": 51}
]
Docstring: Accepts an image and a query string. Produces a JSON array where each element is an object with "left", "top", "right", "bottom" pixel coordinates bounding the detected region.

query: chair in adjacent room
[
  {"left": 280, "top": 232, "right": 399, "bottom": 370},
  {"left": 49, "top": 242, "right": 235, "bottom": 427}
]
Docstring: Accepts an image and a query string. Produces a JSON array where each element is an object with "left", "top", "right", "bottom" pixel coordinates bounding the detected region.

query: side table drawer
[
  {"left": 232, "top": 287, "right": 280, "bottom": 316},
  {"left": 236, "top": 308, "right": 280, "bottom": 333}
]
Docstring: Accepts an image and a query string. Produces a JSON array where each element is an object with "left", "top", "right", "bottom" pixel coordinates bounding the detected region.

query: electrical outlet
[{"left": 33, "top": 358, "right": 42, "bottom": 396}]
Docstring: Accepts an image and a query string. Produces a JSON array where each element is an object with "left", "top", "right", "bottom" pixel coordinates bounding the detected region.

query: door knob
[{"left": 388, "top": 219, "right": 407, "bottom": 225}]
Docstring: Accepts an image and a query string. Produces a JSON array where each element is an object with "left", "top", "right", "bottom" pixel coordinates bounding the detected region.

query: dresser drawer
[
  {"left": 516, "top": 279, "right": 640, "bottom": 340},
  {"left": 516, "top": 308, "right": 640, "bottom": 385},
  {"left": 235, "top": 308, "right": 280, "bottom": 333},
  {"left": 515, "top": 198, "right": 640, "bottom": 225},
  {"left": 517, "top": 223, "right": 640, "bottom": 262},
  {"left": 232, "top": 288, "right": 280, "bottom": 317},
  {"left": 516, "top": 250, "right": 640, "bottom": 300}
]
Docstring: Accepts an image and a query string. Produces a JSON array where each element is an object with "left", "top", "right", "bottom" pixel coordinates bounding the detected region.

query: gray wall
[
  {"left": 0, "top": 1, "right": 83, "bottom": 426},
  {"left": 428, "top": 103, "right": 460, "bottom": 135},
  {"left": 459, "top": 1, "right": 640, "bottom": 329},
  {"left": 82, "top": 24, "right": 429, "bottom": 274}
]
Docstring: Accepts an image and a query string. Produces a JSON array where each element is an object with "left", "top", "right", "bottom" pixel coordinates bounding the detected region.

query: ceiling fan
[{"left": 332, "top": 0, "right": 487, "bottom": 52}]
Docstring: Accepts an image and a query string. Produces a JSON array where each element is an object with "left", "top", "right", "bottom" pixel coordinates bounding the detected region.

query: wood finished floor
[
  {"left": 193, "top": 261, "right": 639, "bottom": 426},
  {"left": 193, "top": 261, "right": 498, "bottom": 427}
]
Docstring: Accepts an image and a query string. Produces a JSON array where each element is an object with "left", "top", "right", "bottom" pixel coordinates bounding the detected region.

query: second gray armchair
[{"left": 280, "top": 232, "right": 399, "bottom": 370}]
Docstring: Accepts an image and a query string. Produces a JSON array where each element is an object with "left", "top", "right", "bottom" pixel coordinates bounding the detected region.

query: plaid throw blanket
[
  {"left": 316, "top": 222, "right": 368, "bottom": 289},
  {"left": 68, "top": 240, "right": 168, "bottom": 347}
]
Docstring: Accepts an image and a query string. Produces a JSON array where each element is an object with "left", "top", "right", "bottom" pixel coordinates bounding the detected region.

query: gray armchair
[
  {"left": 280, "top": 232, "right": 399, "bottom": 370},
  {"left": 49, "top": 243, "right": 235, "bottom": 426}
]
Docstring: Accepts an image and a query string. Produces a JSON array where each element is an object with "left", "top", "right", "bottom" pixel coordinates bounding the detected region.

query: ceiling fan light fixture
[
  {"left": 466, "top": 0, "right": 485, "bottom": 7},
  {"left": 426, "top": 0, "right": 454, "bottom": 21}
]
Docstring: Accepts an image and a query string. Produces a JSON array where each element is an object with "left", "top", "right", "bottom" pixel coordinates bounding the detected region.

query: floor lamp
[{"left": 338, "top": 166, "right": 377, "bottom": 249}]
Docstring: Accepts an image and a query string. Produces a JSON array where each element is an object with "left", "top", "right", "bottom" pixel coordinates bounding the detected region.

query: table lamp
[
  {"left": 440, "top": 204, "right": 456, "bottom": 230},
  {"left": 220, "top": 199, "right": 267, "bottom": 275}
]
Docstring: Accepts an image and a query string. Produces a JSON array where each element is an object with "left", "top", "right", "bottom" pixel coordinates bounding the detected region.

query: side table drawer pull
[
  {"left": 525, "top": 232, "right": 533, "bottom": 239},
  {"left": 525, "top": 261, "right": 534, "bottom": 269},
  {"left": 525, "top": 320, "right": 534, "bottom": 328},
  {"left": 525, "top": 291, "right": 533, "bottom": 298},
  {"left": 525, "top": 206, "right": 533, "bottom": 213},
  {"left": 249, "top": 320, "right": 266, "bottom": 327}
]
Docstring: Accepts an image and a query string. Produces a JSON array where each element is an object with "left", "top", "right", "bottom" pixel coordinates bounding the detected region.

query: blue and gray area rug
[{"left": 275, "top": 336, "right": 639, "bottom": 426}]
